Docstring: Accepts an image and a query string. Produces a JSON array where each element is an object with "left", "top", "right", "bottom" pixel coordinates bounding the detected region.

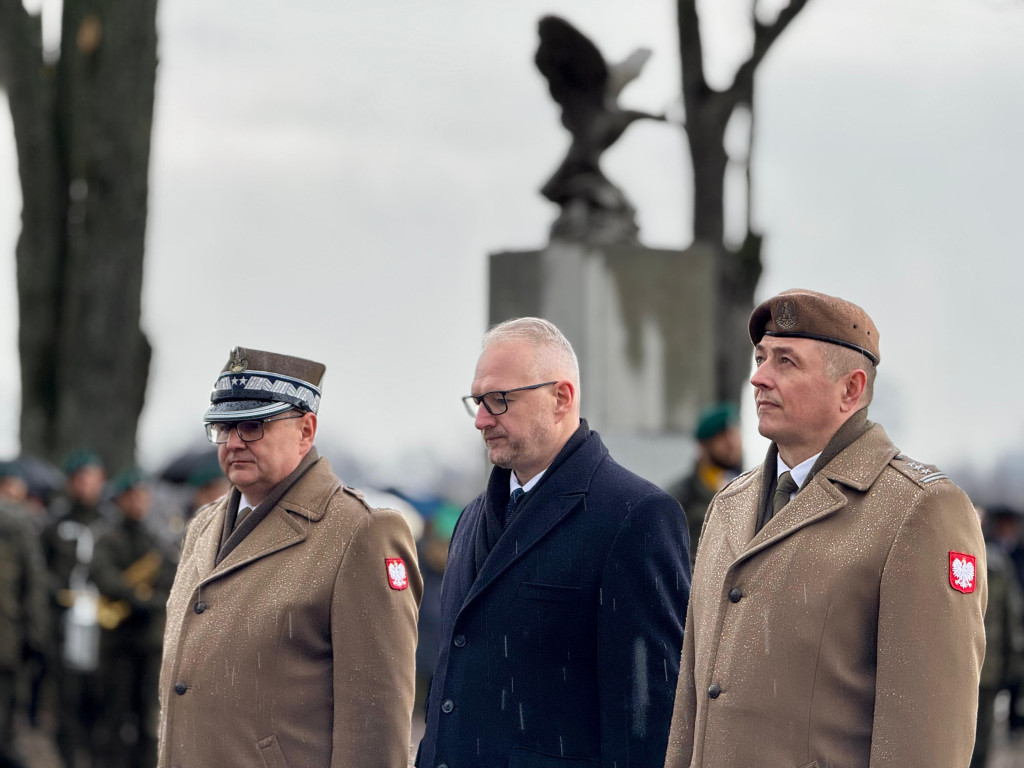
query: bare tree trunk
[
  {"left": 677, "top": 0, "right": 808, "bottom": 405},
  {"left": 0, "top": 0, "right": 157, "bottom": 472}
]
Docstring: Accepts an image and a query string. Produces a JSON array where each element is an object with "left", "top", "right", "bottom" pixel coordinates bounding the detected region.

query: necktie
[
  {"left": 772, "top": 471, "right": 798, "bottom": 517},
  {"left": 234, "top": 506, "right": 253, "bottom": 530},
  {"left": 504, "top": 488, "right": 525, "bottom": 528}
]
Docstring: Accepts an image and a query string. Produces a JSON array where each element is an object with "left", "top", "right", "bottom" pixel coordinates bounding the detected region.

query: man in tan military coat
[
  {"left": 158, "top": 348, "right": 422, "bottom": 768},
  {"left": 665, "top": 289, "right": 986, "bottom": 768}
]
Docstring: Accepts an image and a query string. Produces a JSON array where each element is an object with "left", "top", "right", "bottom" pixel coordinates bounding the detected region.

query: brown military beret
[
  {"left": 749, "top": 289, "right": 880, "bottom": 366},
  {"left": 204, "top": 346, "right": 326, "bottom": 423}
]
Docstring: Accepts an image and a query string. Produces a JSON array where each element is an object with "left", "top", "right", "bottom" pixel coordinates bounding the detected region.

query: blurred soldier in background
[
  {"left": 41, "top": 450, "right": 110, "bottom": 768},
  {"left": 989, "top": 503, "right": 1024, "bottom": 735},
  {"left": 973, "top": 504, "right": 1024, "bottom": 768},
  {"left": 666, "top": 403, "right": 743, "bottom": 566},
  {"left": 0, "top": 462, "right": 49, "bottom": 768},
  {"left": 91, "top": 468, "right": 175, "bottom": 768},
  {"left": 185, "top": 461, "right": 229, "bottom": 521}
]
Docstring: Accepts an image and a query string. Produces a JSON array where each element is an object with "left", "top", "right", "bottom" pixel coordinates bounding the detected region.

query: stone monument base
[{"left": 489, "top": 241, "right": 716, "bottom": 487}]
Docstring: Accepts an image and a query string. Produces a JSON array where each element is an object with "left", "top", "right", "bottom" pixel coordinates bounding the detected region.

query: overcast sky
[{"left": 1, "top": 0, "right": 1022, "bottom": 494}]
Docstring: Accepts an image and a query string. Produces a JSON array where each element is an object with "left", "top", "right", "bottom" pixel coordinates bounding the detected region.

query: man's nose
[
  {"left": 750, "top": 363, "right": 770, "bottom": 389},
  {"left": 225, "top": 426, "right": 247, "bottom": 450},
  {"left": 474, "top": 404, "right": 496, "bottom": 430}
]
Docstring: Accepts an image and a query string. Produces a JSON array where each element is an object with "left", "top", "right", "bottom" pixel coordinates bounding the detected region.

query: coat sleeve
[
  {"left": 330, "top": 507, "right": 423, "bottom": 768},
  {"left": 869, "top": 483, "right": 986, "bottom": 767},
  {"left": 598, "top": 491, "right": 691, "bottom": 767}
]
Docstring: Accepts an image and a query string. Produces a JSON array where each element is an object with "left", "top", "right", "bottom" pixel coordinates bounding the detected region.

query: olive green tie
[{"left": 772, "top": 471, "right": 798, "bottom": 517}]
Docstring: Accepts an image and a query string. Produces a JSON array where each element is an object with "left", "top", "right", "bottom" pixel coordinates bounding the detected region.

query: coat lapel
[
  {"left": 195, "top": 457, "right": 341, "bottom": 587},
  {"left": 729, "top": 424, "right": 899, "bottom": 569},
  {"left": 464, "top": 491, "right": 584, "bottom": 607},
  {"left": 461, "top": 433, "right": 605, "bottom": 610},
  {"left": 202, "top": 506, "right": 308, "bottom": 584},
  {"left": 193, "top": 501, "right": 227, "bottom": 582}
]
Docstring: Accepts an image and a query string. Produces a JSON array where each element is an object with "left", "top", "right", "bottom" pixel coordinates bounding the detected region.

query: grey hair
[
  {"left": 482, "top": 317, "right": 581, "bottom": 390},
  {"left": 821, "top": 342, "right": 876, "bottom": 405}
]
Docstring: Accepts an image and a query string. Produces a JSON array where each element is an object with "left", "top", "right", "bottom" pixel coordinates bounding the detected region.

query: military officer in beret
[
  {"left": 158, "top": 348, "right": 422, "bottom": 768},
  {"left": 665, "top": 289, "right": 986, "bottom": 768}
]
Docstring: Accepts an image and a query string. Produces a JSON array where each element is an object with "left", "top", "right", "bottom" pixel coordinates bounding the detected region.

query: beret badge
[
  {"left": 229, "top": 347, "right": 248, "bottom": 373},
  {"left": 774, "top": 299, "right": 798, "bottom": 330}
]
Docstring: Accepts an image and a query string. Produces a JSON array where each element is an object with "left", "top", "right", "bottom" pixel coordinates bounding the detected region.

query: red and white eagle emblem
[
  {"left": 949, "top": 551, "right": 976, "bottom": 594},
  {"left": 386, "top": 558, "right": 408, "bottom": 590}
]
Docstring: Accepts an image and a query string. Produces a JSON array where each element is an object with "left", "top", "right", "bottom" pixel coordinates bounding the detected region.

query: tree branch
[{"left": 732, "top": 0, "right": 811, "bottom": 103}]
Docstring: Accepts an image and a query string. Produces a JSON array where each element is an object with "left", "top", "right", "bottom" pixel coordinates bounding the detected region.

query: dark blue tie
[{"left": 505, "top": 488, "right": 525, "bottom": 528}]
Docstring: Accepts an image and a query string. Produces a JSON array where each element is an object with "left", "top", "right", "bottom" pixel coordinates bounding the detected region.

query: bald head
[{"left": 482, "top": 318, "right": 580, "bottom": 409}]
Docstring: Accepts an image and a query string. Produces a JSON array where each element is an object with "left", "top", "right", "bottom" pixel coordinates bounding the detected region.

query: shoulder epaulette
[
  {"left": 889, "top": 453, "right": 950, "bottom": 487},
  {"left": 341, "top": 485, "right": 373, "bottom": 510},
  {"left": 719, "top": 466, "right": 759, "bottom": 496}
]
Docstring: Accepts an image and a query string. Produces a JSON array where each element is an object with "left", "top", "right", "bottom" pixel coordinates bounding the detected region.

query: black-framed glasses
[
  {"left": 462, "top": 381, "right": 558, "bottom": 417},
  {"left": 205, "top": 413, "right": 303, "bottom": 444}
]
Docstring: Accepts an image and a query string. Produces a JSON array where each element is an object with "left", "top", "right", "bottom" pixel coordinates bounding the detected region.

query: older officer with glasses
[
  {"left": 158, "top": 347, "right": 422, "bottom": 768},
  {"left": 417, "top": 317, "right": 691, "bottom": 768}
]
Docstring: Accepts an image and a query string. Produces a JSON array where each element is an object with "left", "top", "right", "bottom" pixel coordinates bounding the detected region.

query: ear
[
  {"left": 299, "top": 413, "right": 317, "bottom": 450},
  {"left": 552, "top": 380, "right": 576, "bottom": 419},
  {"left": 839, "top": 369, "right": 867, "bottom": 413}
]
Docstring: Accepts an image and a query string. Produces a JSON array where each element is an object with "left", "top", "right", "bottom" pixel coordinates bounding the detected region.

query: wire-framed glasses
[
  {"left": 462, "top": 381, "right": 558, "bottom": 417},
  {"left": 205, "top": 413, "right": 303, "bottom": 444}
]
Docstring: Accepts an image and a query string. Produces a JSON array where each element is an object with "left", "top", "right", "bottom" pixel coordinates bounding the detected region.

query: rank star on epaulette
[
  {"left": 949, "top": 551, "right": 976, "bottom": 594},
  {"left": 386, "top": 558, "right": 409, "bottom": 590}
]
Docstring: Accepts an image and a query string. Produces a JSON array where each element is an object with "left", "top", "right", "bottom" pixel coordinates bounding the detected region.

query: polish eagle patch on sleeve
[
  {"left": 386, "top": 558, "right": 409, "bottom": 590},
  {"left": 949, "top": 551, "right": 976, "bottom": 594}
]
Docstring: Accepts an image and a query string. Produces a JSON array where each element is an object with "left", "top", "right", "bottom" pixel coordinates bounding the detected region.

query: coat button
[
  {"left": 437, "top": 764, "right": 449, "bottom": 768},
  {"left": 708, "top": 683, "right": 722, "bottom": 699},
  {"left": 728, "top": 588, "right": 743, "bottom": 603},
  {"left": 453, "top": 634, "right": 466, "bottom": 648},
  {"left": 441, "top": 699, "right": 454, "bottom": 713},
  {"left": 194, "top": 601, "right": 208, "bottom": 614},
  {"left": 174, "top": 682, "right": 187, "bottom": 695}
]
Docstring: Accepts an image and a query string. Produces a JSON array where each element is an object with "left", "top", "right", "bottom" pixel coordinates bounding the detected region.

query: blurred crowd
[
  {"left": 3, "top": 416, "right": 1024, "bottom": 767},
  {"left": 0, "top": 448, "right": 462, "bottom": 768}
]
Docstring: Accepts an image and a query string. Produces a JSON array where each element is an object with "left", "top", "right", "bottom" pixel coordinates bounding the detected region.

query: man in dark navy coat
[{"left": 418, "top": 317, "right": 691, "bottom": 768}]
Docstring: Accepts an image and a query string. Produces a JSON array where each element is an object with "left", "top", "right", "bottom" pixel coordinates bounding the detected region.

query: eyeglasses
[
  {"left": 205, "top": 413, "right": 303, "bottom": 444},
  {"left": 462, "top": 381, "right": 558, "bottom": 417}
]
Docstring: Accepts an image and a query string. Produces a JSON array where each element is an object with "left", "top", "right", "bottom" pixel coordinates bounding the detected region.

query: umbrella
[
  {"left": 14, "top": 454, "right": 66, "bottom": 500},
  {"left": 159, "top": 447, "right": 221, "bottom": 485}
]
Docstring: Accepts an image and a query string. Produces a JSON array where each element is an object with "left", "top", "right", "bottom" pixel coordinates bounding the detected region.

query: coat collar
[
  {"left": 194, "top": 457, "right": 342, "bottom": 585},
  {"left": 724, "top": 423, "right": 898, "bottom": 567},
  {"left": 461, "top": 427, "right": 608, "bottom": 610}
]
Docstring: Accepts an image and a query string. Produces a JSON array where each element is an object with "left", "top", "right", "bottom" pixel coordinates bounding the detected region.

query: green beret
[
  {"left": 695, "top": 403, "right": 738, "bottom": 441},
  {"left": 110, "top": 466, "right": 147, "bottom": 497},
  {"left": 0, "top": 460, "right": 24, "bottom": 481},
  {"left": 187, "top": 459, "right": 225, "bottom": 489},
  {"left": 749, "top": 288, "right": 880, "bottom": 366},
  {"left": 63, "top": 449, "right": 103, "bottom": 476}
]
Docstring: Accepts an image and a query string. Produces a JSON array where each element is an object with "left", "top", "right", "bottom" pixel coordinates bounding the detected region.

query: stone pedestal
[{"left": 489, "top": 241, "right": 716, "bottom": 486}]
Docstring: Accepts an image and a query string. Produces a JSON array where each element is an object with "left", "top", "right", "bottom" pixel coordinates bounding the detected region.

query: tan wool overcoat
[
  {"left": 665, "top": 423, "right": 986, "bottom": 768},
  {"left": 158, "top": 457, "right": 422, "bottom": 768}
]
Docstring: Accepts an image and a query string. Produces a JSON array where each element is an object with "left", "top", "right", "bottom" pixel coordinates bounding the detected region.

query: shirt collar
[
  {"left": 778, "top": 452, "right": 821, "bottom": 491},
  {"left": 510, "top": 468, "right": 546, "bottom": 495}
]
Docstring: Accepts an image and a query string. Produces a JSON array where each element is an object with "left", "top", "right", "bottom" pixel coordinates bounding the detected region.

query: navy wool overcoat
[{"left": 418, "top": 426, "right": 691, "bottom": 768}]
